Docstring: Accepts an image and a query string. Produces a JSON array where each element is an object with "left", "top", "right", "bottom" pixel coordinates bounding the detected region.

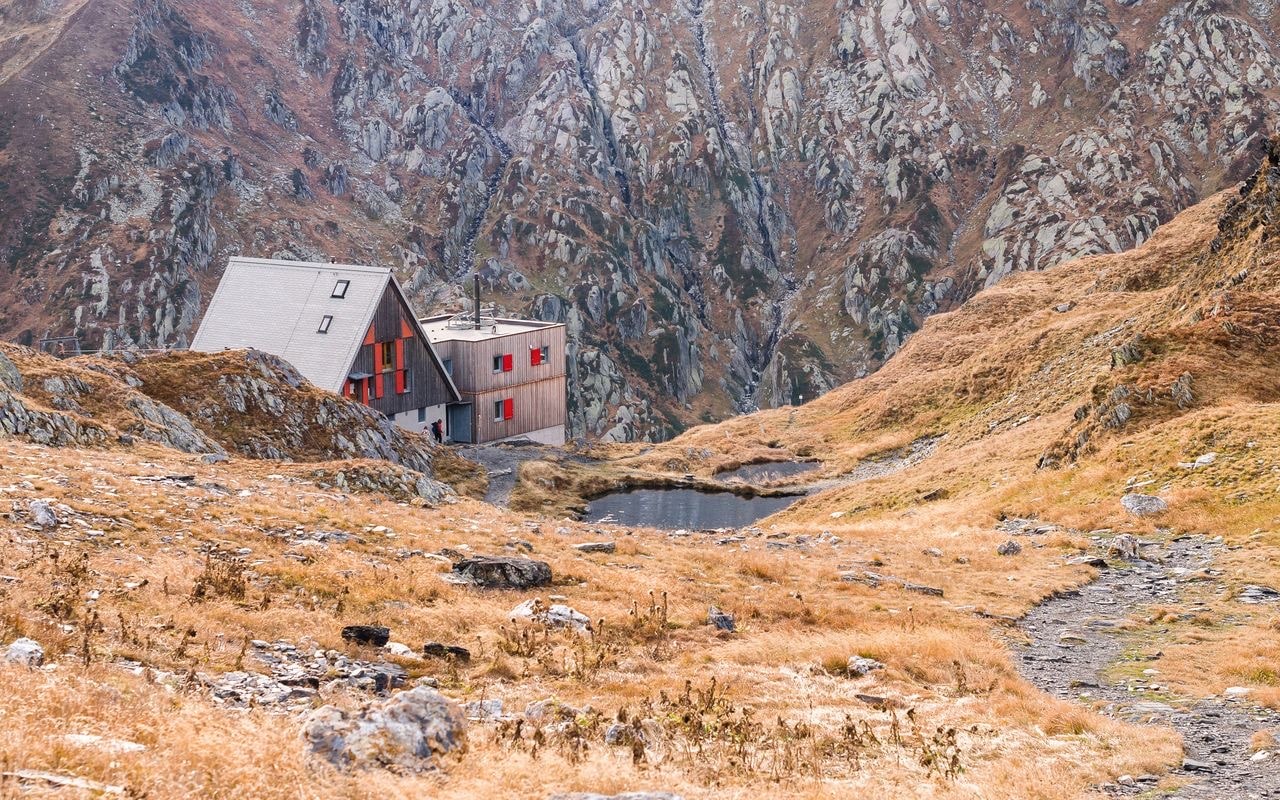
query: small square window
[
  {"left": 492, "top": 355, "right": 503, "bottom": 373},
  {"left": 317, "top": 315, "right": 333, "bottom": 333},
  {"left": 332, "top": 280, "right": 350, "bottom": 298}
]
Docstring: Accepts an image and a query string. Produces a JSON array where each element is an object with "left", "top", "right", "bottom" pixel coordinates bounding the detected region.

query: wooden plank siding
[
  {"left": 346, "top": 284, "right": 454, "bottom": 417},
  {"left": 468, "top": 375, "right": 568, "bottom": 443},
  {"left": 430, "top": 324, "right": 566, "bottom": 443}
]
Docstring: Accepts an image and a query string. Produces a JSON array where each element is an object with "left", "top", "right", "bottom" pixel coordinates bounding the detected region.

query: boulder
[
  {"left": 341, "top": 625, "right": 391, "bottom": 647},
  {"left": 1069, "top": 555, "right": 1109, "bottom": 569},
  {"left": 707, "top": 605, "right": 736, "bottom": 632},
  {"left": 996, "top": 540, "right": 1022, "bottom": 556},
  {"left": 302, "top": 686, "right": 466, "bottom": 771},
  {"left": 846, "top": 656, "right": 884, "bottom": 677},
  {"left": 510, "top": 599, "right": 591, "bottom": 632},
  {"left": 452, "top": 556, "right": 552, "bottom": 589},
  {"left": 1121, "top": 493, "right": 1167, "bottom": 516},
  {"left": 5, "top": 637, "right": 44, "bottom": 667},
  {"left": 573, "top": 541, "right": 616, "bottom": 554},
  {"left": 0, "top": 351, "right": 22, "bottom": 392},
  {"left": 28, "top": 500, "right": 57, "bottom": 530},
  {"left": 1238, "top": 584, "right": 1280, "bottom": 604},
  {"left": 1109, "top": 534, "right": 1142, "bottom": 560},
  {"left": 463, "top": 699, "right": 504, "bottom": 720},
  {"left": 423, "top": 643, "right": 472, "bottom": 662}
]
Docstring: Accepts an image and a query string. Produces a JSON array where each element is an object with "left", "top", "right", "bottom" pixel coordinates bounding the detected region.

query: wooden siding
[
  {"left": 464, "top": 375, "right": 567, "bottom": 444},
  {"left": 348, "top": 285, "right": 454, "bottom": 417},
  {"left": 432, "top": 326, "right": 566, "bottom": 392},
  {"left": 431, "top": 324, "right": 567, "bottom": 443}
]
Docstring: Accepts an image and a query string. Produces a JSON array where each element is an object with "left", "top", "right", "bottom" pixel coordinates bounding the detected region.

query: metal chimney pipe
[{"left": 473, "top": 273, "right": 481, "bottom": 330}]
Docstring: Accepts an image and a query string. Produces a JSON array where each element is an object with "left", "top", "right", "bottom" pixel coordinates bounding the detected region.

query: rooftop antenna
[{"left": 473, "top": 273, "right": 481, "bottom": 330}]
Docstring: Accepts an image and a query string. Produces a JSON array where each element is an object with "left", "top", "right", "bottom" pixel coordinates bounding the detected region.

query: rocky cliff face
[{"left": 1, "top": 0, "right": 1276, "bottom": 440}]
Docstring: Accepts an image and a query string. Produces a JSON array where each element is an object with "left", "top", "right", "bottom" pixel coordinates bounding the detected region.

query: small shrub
[{"left": 190, "top": 552, "right": 247, "bottom": 602}]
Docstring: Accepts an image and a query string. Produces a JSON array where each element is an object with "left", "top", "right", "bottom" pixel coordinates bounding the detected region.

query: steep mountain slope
[
  {"left": 591, "top": 135, "right": 1280, "bottom": 505},
  {"left": 510, "top": 139, "right": 1280, "bottom": 784},
  {"left": 1, "top": 0, "right": 1278, "bottom": 440}
]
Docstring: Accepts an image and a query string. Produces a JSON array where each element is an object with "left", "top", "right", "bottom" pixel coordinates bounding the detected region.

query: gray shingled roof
[{"left": 191, "top": 257, "right": 411, "bottom": 393}]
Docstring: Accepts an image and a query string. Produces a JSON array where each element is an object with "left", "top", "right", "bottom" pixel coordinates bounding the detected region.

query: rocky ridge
[{"left": 0, "top": 344, "right": 450, "bottom": 499}]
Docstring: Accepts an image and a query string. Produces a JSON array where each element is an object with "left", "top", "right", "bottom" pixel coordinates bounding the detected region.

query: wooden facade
[
  {"left": 342, "top": 283, "right": 456, "bottom": 418},
  {"left": 425, "top": 319, "right": 567, "bottom": 444}
]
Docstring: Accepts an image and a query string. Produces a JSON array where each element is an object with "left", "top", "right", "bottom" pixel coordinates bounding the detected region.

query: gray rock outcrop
[
  {"left": 451, "top": 556, "right": 552, "bottom": 589},
  {"left": 1121, "top": 493, "right": 1168, "bottom": 516},
  {"left": 303, "top": 686, "right": 466, "bottom": 771},
  {"left": 5, "top": 638, "right": 45, "bottom": 667}
]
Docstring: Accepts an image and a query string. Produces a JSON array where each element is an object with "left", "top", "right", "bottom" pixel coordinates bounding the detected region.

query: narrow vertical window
[
  {"left": 492, "top": 355, "right": 503, "bottom": 373},
  {"left": 494, "top": 400, "right": 504, "bottom": 421}
]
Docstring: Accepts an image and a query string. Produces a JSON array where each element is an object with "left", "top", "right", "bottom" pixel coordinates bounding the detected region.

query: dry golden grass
[
  {"left": 0, "top": 438, "right": 1182, "bottom": 798},
  {"left": 476, "top": 163, "right": 1280, "bottom": 792},
  {"left": 5, "top": 150, "right": 1280, "bottom": 797}
]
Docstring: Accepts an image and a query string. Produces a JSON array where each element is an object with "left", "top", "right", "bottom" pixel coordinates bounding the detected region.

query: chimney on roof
[{"left": 473, "top": 273, "right": 481, "bottom": 331}]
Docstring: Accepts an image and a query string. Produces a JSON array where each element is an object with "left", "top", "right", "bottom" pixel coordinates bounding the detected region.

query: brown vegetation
[{"left": 2, "top": 143, "right": 1280, "bottom": 798}]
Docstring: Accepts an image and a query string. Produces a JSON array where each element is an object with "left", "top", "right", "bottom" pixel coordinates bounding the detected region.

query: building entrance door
[{"left": 447, "top": 403, "right": 473, "bottom": 444}]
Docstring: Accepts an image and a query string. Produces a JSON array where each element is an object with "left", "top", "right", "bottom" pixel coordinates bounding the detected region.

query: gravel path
[
  {"left": 456, "top": 443, "right": 596, "bottom": 508},
  {"left": 1018, "top": 536, "right": 1280, "bottom": 799}
]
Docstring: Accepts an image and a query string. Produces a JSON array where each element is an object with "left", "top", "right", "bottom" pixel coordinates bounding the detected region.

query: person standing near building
[{"left": 430, "top": 419, "right": 444, "bottom": 443}]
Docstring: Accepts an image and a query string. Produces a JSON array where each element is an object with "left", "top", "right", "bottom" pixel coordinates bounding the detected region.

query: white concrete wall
[
  {"left": 492, "top": 424, "right": 565, "bottom": 446},
  {"left": 393, "top": 403, "right": 445, "bottom": 436}
]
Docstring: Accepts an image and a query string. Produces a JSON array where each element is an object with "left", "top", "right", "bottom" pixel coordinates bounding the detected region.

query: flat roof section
[{"left": 419, "top": 313, "right": 563, "bottom": 342}]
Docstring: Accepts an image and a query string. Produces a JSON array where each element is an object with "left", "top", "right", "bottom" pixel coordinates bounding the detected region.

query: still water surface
[{"left": 583, "top": 488, "right": 800, "bottom": 530}]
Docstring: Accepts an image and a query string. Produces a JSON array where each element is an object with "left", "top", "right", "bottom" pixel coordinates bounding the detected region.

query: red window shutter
[
  {"left": 395, "top": 369, "right": 405, "bottom": 394},
  {"left": 400, "top": 318, "right": 413, "bottom": 339},
  {"left": 363, "top": 325, "right": 375, "bottom": 346},
  {"left": 530, "top": 347, "right": 541, "bottom": 366},
  {"left": 503, "top": 398, "right": 514, "bottom": 420},
  {"left": 395, "top": 339, "right": 405, "bottom": 370},
  {"left": 375, "top": 373, "right": 384, "bottom": 399},
  {"left": 502, "top": 353, "right": 513, "bottom": 372}
]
